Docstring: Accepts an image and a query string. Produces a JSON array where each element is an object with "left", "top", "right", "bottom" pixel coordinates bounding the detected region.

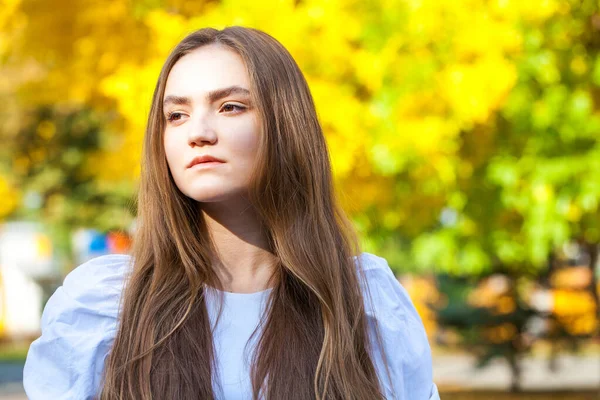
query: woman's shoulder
[
  {"left": 66, "top": 253, "right": 133, "bottom": 283},
  {"left": 36, "top": 253, "right": 133, "bottom": 327},
  {"left": 23, "top": 253, "right": 133, "bottom": 399},
  {"left": 354, "top": 252, "right": 417, "bottom": 320},
  {"left": 353, "top": 252, "right": 424, "bottom": 330},
  {"left": 354, "top": 252, "right": 439, "bottom": 400},
  {"left": 61, "top": 253, "right": 132, "bottom": 309}
]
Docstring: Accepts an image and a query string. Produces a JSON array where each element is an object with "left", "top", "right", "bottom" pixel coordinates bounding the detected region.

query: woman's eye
[
  {"left": 221, "top": 104, "right": 245, "bottom": 113},
  {"left": 167, "top": 112, "right": 188, "bottom": 122},
  {"left": 166, "top": 112, "right": 184, "bottom": 122}
]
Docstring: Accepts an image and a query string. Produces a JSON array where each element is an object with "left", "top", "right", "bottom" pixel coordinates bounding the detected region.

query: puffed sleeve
[
  {"left": 23, "top": 254, "right": 132, "bottom": 400},
  {"left": 356, "top": 253, "right": 440, "bottom": 400}
]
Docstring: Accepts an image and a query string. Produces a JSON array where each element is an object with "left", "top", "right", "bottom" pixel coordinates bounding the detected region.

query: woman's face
[{"left": 163, "top": 44, "right": 261, "bottom": 204}]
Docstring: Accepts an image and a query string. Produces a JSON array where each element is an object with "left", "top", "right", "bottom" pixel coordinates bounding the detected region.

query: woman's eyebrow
[
  {"left": 207, "top": 86, "right": 251, "bottom": 103},
  {"left": 163, "top": 86, "right": 251, "bottom": 108},
  {"left": 163, "top": 95, "right": 191, "bottom": 108}
]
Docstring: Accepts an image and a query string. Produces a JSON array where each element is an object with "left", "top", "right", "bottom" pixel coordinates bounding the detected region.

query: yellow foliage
[
  {"left": 533, "top": 183, "right": 554, "bottom": 203},
  {"left": 565, "top": 203, "right": 582, "bottom": 222},
  {"left": 490, "top": 0, "right": 560, "bottom": 22},
  {"left": 2, "top": 0, "right": 563, "bottom": 220},
  {"left": 551, "top": 288, "right": 598, "bottom": 336},
  {"left": 307, "top": 78, "right": 367, "bottom": 178},
  {"left": 496, "top": 295, "right": 517, "bottom": 315},
  {"left": 467, "top": 275, "right": 517, "bottom": 315},
  {"left": 438, "top": 56, "right": 517, "bottom": 125},
  {"left": 550, "top": 267, "right": 592, "bottom": 289},
  {"left": 483, "top": 323, "right": 517, "bottom": 343},
  {"left": 390, "top": 116, "right": 455, "bottom": 157},
  {"left": 552, "top": 289, "right": 597, "bottom": 317},
  {"left": 0, "top": 175, "right": 20, "bottom": 219},
  {"left": 565, "top": 316, "right": 597, "bottom": 336},
  {"left": 36, "top": 121, "right": 56, "bottom": 140},
  {"left": 36, "top": 234, "right": 53, "bottom": 258},
  {"left": 403, "top": 276, "right": 439, "bottom": 337},
  {"left": 12, "top": 156, "right": 29, "bottom": 175}
]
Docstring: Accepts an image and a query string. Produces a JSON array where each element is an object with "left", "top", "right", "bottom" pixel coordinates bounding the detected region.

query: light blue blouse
[{"left": 23, "top": 253, "right": 440, "bottom": 399}]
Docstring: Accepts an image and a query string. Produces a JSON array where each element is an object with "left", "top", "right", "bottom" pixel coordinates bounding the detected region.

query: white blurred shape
[{"left": 1, "top": 263, "right": 42, "bottom": 336}]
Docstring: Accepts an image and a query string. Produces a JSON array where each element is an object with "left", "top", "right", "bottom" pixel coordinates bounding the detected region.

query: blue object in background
[{"left": 88, "top": 231, "right": 107, "bottom": 254}]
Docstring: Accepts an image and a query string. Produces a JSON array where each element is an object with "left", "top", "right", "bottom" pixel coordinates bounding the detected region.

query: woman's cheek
[{"left": 228, "top": 122, "right": 261, "bottom": 165}]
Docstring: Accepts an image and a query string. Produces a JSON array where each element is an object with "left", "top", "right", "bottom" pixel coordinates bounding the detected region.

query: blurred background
[{"left": 0, "top": 0, "right": 599, "bottom": 398}]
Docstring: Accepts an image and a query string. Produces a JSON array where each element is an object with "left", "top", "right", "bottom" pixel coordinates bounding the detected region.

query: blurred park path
[
  {"left": 0, "top": 391, "right": 24, "bottom": 400},
  {"left": 433, "top": 353, "right": 600, "bottom": 391}
]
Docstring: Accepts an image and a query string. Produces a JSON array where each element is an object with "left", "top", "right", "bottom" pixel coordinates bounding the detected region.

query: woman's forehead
[{"left": 165, "top": 45, "right": 251, "bottom": 100}]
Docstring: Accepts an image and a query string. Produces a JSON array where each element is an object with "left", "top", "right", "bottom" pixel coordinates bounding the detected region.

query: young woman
[{"left": 24, "top": 27, "right": 440, "bottom": 400}]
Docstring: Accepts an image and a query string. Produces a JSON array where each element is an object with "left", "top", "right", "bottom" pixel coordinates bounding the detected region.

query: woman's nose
[{"left": 188, "top": 113, "right": 217, "bottom": 146}]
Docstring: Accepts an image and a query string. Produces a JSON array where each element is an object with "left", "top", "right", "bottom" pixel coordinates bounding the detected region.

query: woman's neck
[{"left": 201, "top": 200, "right": 278, "bottom": 293}]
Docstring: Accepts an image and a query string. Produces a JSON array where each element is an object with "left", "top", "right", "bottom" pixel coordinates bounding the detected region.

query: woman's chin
[{"left": 185, "top": 188, "right": 246, "bottom": 204}]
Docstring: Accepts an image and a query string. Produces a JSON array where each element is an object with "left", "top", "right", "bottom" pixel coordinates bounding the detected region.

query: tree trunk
[
  {"left": 583, "top": 242, "right": 600, "bottom": 400},
  {"left": 585, "top": 242, "right": 599, "bottom": 324},
  {"left": 508, "top": 351, "right": 521, "bottom": 392}
]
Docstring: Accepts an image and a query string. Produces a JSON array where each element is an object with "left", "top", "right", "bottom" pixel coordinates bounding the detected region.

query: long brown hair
[{"left": 100, "top": 26, "right": 386, "bottom": 400}]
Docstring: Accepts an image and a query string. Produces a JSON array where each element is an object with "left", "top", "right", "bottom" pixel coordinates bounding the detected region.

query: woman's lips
[
  {"left": 187, "top": 155, "right": 226, "bottom": 168},
  {"left": 189, "top": 161, "right": 224, "bottom": 169}
]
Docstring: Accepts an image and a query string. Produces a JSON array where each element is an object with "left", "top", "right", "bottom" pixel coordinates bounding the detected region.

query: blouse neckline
[{"left": 204, "top": 284, "right": 274, "bottom": 300}]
